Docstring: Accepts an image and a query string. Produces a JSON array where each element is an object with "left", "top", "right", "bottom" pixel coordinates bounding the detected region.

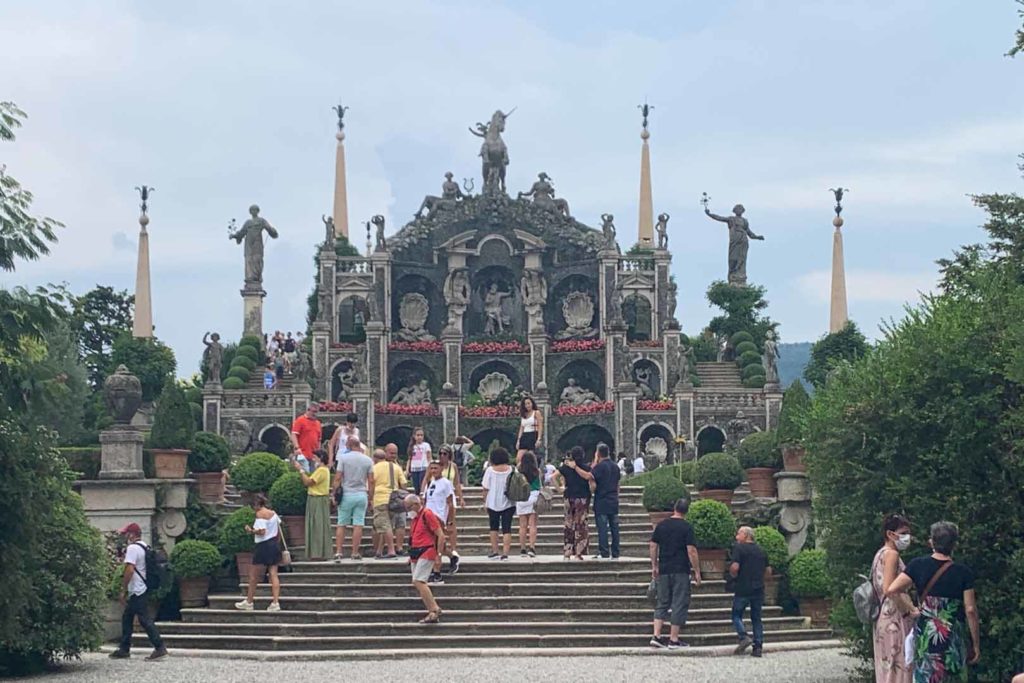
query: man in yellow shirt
[{"left": 370, "top": 447, "right": 407, "bottom": 558}]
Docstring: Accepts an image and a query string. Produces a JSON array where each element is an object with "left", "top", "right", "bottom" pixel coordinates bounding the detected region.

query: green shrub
[
  {"left": 743, "top": 375, "right": 766, "bottom": 389},
  {"left": 239, "top": 335, "right": 262, "bottom": 350},
  {"left": 229, "top": 451, "right": 289, "bottom": 493},
  {"left": 269, "top": 471, "right": 307, "bottom": 516},
  {"left": 230, "top": 355, "right": 256, "bottom": 372},
  {"left": 234, "top": 344, "right": 260, "bottom": 362},
  {"left": 789, "top": 548, "right": 829, "bottom": 598},
  {"left": 189, "top": 432, "right": 230, "bottom": 473},
  {"left": 738, "top": 351, "right": 761, "bottom": 367},
  {"left": 149, "top": 379, "right": 195, "bottom": 449},
  {"left": 730, "top": 331, "right": 754, "bottom": 347},
  {"left": 227, "top": 366, "right": 251, "bottom": 382},
  {"left": 641, "top": 475, "right": 688, "bottom": 511},
  {"left": 218, "top": 506, "right": 256, "bottom": 555},
  {"left": 688, "top": 498, "right": 735, "bottom": 548},
  {"left": 735, "top": 431, "right": 780, "bottom": 469},
  {"left": 777, "top": 380, "right": 810, "bottom": 445},
  {"left": 694, "top": 452, "right": 743, "bottom": 491},
  {"left": 735, "top": 341, "right": 758, "bottom": 357},
  {"left": 222, "top": 377, "right": 245, "bottom": 390},
  {"left": 110, "top": 335, "right": 176, "bottom": 402},
  {"left": 741, "top": 363, "right": 766, "bottom": 380},
  {"left": 752, "top": 526, "right": 789, "bottom": 571},
  {"left": 676, "top": 460, "right": 695, "bottom": 485},
  {"left": 169, "top": 539, "right": 222, "bottom": 578}
]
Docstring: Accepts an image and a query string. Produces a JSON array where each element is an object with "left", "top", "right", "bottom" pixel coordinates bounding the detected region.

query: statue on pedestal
[
  {"left": 634, "top": 364, "right": 657, "bottom": 399},
  {"left": 559, "top": 378, "right": 599, "bottom": 407},
  {"left": 444, "top": 269, "right": 470, "bottom": 306},
  {"left": 483, "top": 284, "right": 513, "bottom": 335},
  {"left": 517, "top": 172, "right": 571, "bottom": 218},
  {"left": 675, "top": 338, "right": 694, "bottom": 388},
  {"left": 655, "top": 213, "right": 669, "bottom": 249},
  {"left": 372, "top": 215, "right": 387, "bottom": 251},
  {"left": 520, "top": 269, "right": 547, "bottom": 308},
  {"left": 391, "top": 379, "right": 432, "bottom": 406},
  {"left": 762, "top": 329, "right": 780, "bottom": 385},
  {"left": 600, "top": 213, "right": 617, "bottom": 249},
  {"left": 202, "top": 332, "right": 223, "bottom": 384},
  {"left": 322, "top": 215, "right": 335, "bottom": 248},
  {"left": 469, "top": 109, "right": 514, "bottom": 194},
  {"left": 703, "top": 202, "right": 764, "bottom": 287},
  {"left": 230, "top": 205, "right": 279, "bottom": 286}
]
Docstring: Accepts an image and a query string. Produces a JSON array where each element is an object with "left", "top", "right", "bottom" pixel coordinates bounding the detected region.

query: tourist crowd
[{"left": 261, "top": 330, "right": 305, "bottom": 389}]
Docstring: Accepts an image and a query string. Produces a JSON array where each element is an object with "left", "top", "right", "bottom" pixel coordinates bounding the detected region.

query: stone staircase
[
  {"left": 139, "top": 486, "right": 832, "bottom": 656},
  {"left": 695, "top": 362, "right": 743, "bottom": 388}
]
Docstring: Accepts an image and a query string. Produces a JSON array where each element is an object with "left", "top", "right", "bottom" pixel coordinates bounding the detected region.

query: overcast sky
[{"left": 3, "top": 0, "right": 1023, "bottom": 375}]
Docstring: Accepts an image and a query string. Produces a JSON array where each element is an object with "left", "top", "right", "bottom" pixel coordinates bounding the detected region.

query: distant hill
[{"left": 778, "top": 342, "right": 812, "bottom": 389}]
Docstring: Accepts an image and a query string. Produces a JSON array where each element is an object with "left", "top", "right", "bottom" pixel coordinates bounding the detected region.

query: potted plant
[
  {"left": 694, "top": 452, "right": 743, "bottom": 504},
  {"left": 149, "top": 379, "right": 196, "bottom": 478},
  {"left": 790, "top": 548, "right": 831, "bottom": 627},
  {"left": 777, "top": 380, "right": 811, "bottom": 471},
  {"left": 688, "top": 498, "right": 736, "bottom": 579},
  {"left": 735, "top": 431, "right": 781, "bottom": 498},
  {"left": 219, "top": 506, "right": 256, "bottom": 579},
  {"left": 269, "top": 470, "right": 307, "bottom": 548},
  {"left": 189, "top": 432, "right": 231, "bottom": 502},
  {"left": 752, "top": 526, "right": 789, "bottom": 606},
  {"left": 228, "top": 451, "right": 290, "bottom": 502},
  {"left": 641, "top": 472, "right": 689, "bottom": 527},
  {"left": 169, "top": 539, "right": 222, "bottom": 608}
]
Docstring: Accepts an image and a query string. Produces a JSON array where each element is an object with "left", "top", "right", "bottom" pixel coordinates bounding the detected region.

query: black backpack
[{"left": 134, "top": 542, "right": 169, "bottom": 593}]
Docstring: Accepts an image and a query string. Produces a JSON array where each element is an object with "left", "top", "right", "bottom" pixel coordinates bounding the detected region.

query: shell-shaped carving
[
  {"left": 399, "top": 293, "right": 429, "bottom": 331},
  {"left": 644, "top": 436, "right": 669, "bottom": 461},
  {"left": 561, "top": 291, "right": 594, "bottom": 329},
  {"left": 477, "top": 372, "right": 512, "bottom": 403}
]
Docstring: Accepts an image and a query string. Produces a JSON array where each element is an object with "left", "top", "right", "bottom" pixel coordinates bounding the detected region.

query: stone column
[
  {"left": 777, "top": 471, "right": 812, "bottom": 557},
  {"left": 202, "top": 383, "right": 223, "bottom": 434},
  {"left": 653, "top": 252, "right": 672, "bottom": 338},
  {"left": 241, "top": 282, "right": 266, "bottom": 340},
  {"left": 637, "top": 127, "right": 654, "bottom": 248},
  {"left": 830, "top": 215, "right": 848, "bottom": 333},
  {"left": 528, "top": 331, "right": 547, "bottom": 393},
  {"left": 764, "top": 387, "right": 783, "bottom": 430},
  {"left": 365, "top": 321, "right": 387, "bottom": 403},
  {"left": 99, "top": 428, "right": 146, "bottom": 479},
  {"left": 132, "top": 211, "right": 153, "bottom": 338},
  {"left": 311, "top": 320, "right": 331, "bottom": 401},
  {"left": 599, "top": 250, "right": 619, "bottom": 333},
  {"left": 333, "top": 129, "right": 349, "bottom": 239},
  {"left": 615, "top": 381, "right": 639, "bottom": 459},
  {"left": 319, "top": 245, "right": 338, "bottom": 337},
  {"left": 674, "top": 388, "right": 695, "bottom": 458},
  {"left": 442, "top": 326, "right": 463, "bottom": 394},
  {"left": 350, "top": 384, "right": 374, "bottom": 443},
  {"left": 663, "top": 329, "right": 681, "bottom": 389},
  {"left": 438, "top": 390, "right": 459, "bottom": 445},
  {"left": 533, "top": 390, "right": 551, "bottom": 458}
]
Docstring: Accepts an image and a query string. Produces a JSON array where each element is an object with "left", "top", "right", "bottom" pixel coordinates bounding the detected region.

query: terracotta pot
[
  {"left": 763, "top": 570, "right": 779, "bottom": 606},
  {"left": 235, "top": 552, "right": 254, "bottom": 581},
  {"left": 152, "top": 448, "right": 189, "bottom": 479},
  {"left": 781, "top": 445, "right": 806, "bottom": 472},
  {"left": 698, "top": 547, "right": 728, "bottom": 579},
  {"left": 178, "top": 576, "right": 211, "bottom": 608},
  {"left": 745, "top": 468, "right": 778, "bottom": 498},
  {"left": 799, "top": 596, "right": 832, "bottom": 628},
  {"left": 193, "top": 471, "right": 226, "bottom": 503},
  {"left": 283, "top": 515, "right": 306, "bottom": 549},
  {"left": 647, "top": 511, "right": 673, "bottom": 528},
  {"left": 699, "top": 488, "right": 734, "bottom": 505}
]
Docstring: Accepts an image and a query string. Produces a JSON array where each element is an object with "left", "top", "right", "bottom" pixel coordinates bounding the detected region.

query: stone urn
[
  {"left": 193, "top": 471, "right": 226, "bottom": 503},
  {"left": 235, "top": 552, "right": 254, "bottom": 581},
  {"left": 283, "top": 515, "right": 306, "bottom": 549},
  {"left": 104, "top": 365, "right": 142, "bottom": 424}
]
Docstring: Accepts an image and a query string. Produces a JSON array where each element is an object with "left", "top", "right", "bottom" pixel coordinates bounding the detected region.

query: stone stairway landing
[{"left": 695, "top": 362, "right": 743, "bottom": 388}]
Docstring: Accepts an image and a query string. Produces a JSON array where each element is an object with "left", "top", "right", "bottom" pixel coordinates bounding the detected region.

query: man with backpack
[{"left": 109, "top": 522, "right": 168, "bottom": 661}]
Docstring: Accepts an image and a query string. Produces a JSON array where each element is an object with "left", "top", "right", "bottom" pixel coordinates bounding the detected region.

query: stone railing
[
  {"left": 695, "top": 392, "right": 765, "bottom": 408},
  {"left": 222, "top": 391, "right": 294, "bottom": 410},
  {"left": 336, "top": 257, "right": 372, "bottom": 274},
  {"left": 618, "top": 256, "right": 655, "bottom": 273}
]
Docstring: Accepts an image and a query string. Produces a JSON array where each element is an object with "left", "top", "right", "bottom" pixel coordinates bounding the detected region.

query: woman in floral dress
[
  {"left": 886, "top": 521, "right": 981, "bottom": 682},
  {"left": 872, "top": 514, "right": 915, "bottom": 683}
]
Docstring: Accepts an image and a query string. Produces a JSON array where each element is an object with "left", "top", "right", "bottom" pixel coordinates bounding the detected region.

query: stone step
[
  {"left": 289, "top": 542, "right": 652, "bottom": 558},
  {"left": 286, "top": 557, "right": 650, "bottom": 572},
  {"left": 276, "top": 569, "right": 664, "bottom": 583},
  {"left": 237, "top": 581, "right": 683, "bottom": 598},
  {"left": 206, "top": 593, "right": 737, "bottom": 611}
]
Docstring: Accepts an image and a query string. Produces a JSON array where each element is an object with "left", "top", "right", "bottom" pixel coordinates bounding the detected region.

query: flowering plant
[
  {"left": 389, "top": 340, "right": 444, "bottom": 353},
  {"left": 459, "top": 405, "right": 518, "bottom": 418},
  {"left": 374, "top": 403, "right": 439, "bottom": 416},
  {"left": 319, "top": 401, "right": 354, "bottom": 413},
  {"left": 638, "top": 399, "right": 674, "bottom": 411},
  {"left": 630, "top": 339, "right": 663, "bottom": 348},
  {"left": 463, "top": 340, "right": 529, "bottom": 354},
  {"left": 554, "top": 401, "right": 615, "bottom": 416},
  {"left": 550, "top": 338, "right": 605, "bottom": 353}
]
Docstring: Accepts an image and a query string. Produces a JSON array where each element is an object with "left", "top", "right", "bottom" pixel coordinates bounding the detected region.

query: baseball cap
[{"left": 118, "top": 522, "right": 142, "bottom": 535}]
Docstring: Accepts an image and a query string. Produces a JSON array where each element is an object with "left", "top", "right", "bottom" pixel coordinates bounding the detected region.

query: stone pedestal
[
  {"left": 764, "top": 388, "right": 783, "bottom": 430},
  {"left": 528, "top": 332, "right": 547, "bottom": 392},
  {"left": 776, "top": 471, "right": 812, "bottom": 557},
  {"left": 674, "top": 389, "right": 695, "bottom": 450},
  {"left": 442, "top": 327, "right": 462, "bottom": 393},
  {"left": 614, "top": 382, "right": 639, "bottom": 459},
  {"left": 78, "top": 478, "right": 192, "bottom": 551},
  {"left": 241, "top": 283, "right": 266, "bottom": 340},
  {"left": 202, "top": 382, "right": 223, "bottom": 434},
  {"left": 438, "top": 392, "right": 459, "bottom": 444},
  {"left": 311, "top": 320, "right": 331, "bottom": 400},
  {"left": 99, "top": 427, "right": 146, "bottom": 479},
  {"left": 350, "top": 385, "right": 374, "bottom": 443},
  {"left": 365, "top": 321, "right": 387, "bottom": 403}
]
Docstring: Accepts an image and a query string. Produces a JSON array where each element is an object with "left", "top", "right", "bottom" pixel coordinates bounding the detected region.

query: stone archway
[
  {"left": 696, "top": 425, "right": 726, "bottom": 457},
  {"left": 387, "top": 359, "right": 438, "bottom": 404},
  {"left": 257, "top": 423, "right": 291, "bottom": 458},
  {"left": 639, "top": 422, "right": 675, "bottom": 465},
  {"left": 555, "top": 424, "right": 615, "bottom": 462},
  {"left": 337, "top": 295, "right": 369, "bottom": 344},
  {"left": 624, "top": 293, "right": 653, "bottom": 342}
]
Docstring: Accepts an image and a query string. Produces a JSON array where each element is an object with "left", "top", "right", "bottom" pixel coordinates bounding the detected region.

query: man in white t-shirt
[
  {"left": 633, "top": 454, "right": 647, "bottom": 474},
  {"left": 423, "top": 461, "right": 456, "bottom": 585},
  {"left": 109, "top": 522, "right": 167, "bottom": 660}
]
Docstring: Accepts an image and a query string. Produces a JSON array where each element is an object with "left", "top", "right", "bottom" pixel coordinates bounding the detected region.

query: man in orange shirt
[{"left": 290, "top": 403, "right": 322, "bottom": 473}]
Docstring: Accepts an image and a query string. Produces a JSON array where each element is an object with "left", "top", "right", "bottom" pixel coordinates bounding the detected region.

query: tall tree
[
  {"left": 802, "top": 321, "right": 869, "bottom": 390},
  {"left": 69, "top": 285, "right": 134, "bottom": 389}
]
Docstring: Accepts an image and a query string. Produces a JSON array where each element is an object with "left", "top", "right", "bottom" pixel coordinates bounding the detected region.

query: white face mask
[{"left": 895, "top": 533, "right": 911, "bottom": 551}]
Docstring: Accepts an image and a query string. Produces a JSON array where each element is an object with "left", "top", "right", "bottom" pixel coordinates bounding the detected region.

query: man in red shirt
[
  {"left": 404, "top": 493, "right": 445, "bottom": 623},
  {"left": 290, "top": 403, "right": 322, "bottom": 473}
]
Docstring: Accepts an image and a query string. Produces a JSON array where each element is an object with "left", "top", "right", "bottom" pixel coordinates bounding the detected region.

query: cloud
[
  {"left": 111, "top": 231, "right": 135, "bottom": 252},
  {"left": 795, "top": 269, "right": 937, "bottom": 305}
]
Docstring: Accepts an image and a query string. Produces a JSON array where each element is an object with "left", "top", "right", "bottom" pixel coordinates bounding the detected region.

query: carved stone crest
[
  {"left": 396, "top": 293, "right": 436, "bottom": 341},
  {"left": 477, "top": 372, "right": 512, "bottom": 403},
  {"left": 555, "top": 291, "right": 598, "bottom": 339}
]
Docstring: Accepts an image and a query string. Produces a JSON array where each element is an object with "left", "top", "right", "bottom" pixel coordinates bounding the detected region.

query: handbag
[
  {"left": 853, "top": 552, "right": 884, "bottom": 624},
  {"left": 536, "top": 486, "right": 554, "bottom": 514},
  {"left": 278, "top": 524, "right": 293, "bottom": 570},
  {"left": 904, "top": 560, "right": 953, "bottom": 665},
  {"left": 387, "top": 463, "right": 408, "bottom": 513}
]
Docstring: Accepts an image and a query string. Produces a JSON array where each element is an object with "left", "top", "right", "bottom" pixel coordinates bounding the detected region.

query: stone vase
[
  {"left": 745, "top": 468, "right": 778, "bottom": 498},
  {"left": 699, "top": 488, "right": 734, "bottom": 505},
  {"left": 152, "top": 448, "right": 189, "bottom": 479},
  {"left": 781, "top": 445, "right": 806, "bottom": 472},
  {"left": 698, "top": 547, "right": 728, "bottom": 580},
  {"left": 178, "top": 576, "right": 211, "bottom": 608},
  {"left": 193, "top": 471, "right": 226, "bottom": 503},
  {"left": 283, "top": 515, "right": 306, "bottom": 550},
  {"left": 799, "top": 596, "right": 832, "bottom": 628},
  {"left": 103, "top": 365, "right": 143, "bottom": 424}
]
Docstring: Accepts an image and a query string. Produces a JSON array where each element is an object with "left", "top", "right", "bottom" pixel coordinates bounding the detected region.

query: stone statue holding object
[
  {"left": 483, "top": 283, "right": 513, "bottom": 335},
  {"left": 469, "top": 109, "right": 514, "bottom": 194},
  {"left": 416, "top": 172, "right": 468, "bottom": 219},
  {"left": 559, "top": 378, "right": 599, "bottom": 407},
  {"left": 703, "top": 202, "right": 763, "bottom": 286},
  {"left": 391, "top": 379, "right": 432, "bottom": 406},
  {"left": 601, "top": 213, "right": 617, "bottom": 250},
  {"left": 762, "top": 329, "right": 780, "bottom": 385},
  {"left": 372, "top": 215, "right": 387, "bottom": 252},
  {"left": 202, "top": 332, "right": 223, "bottom": 384},
  {"left": 322, "top": 215, "right": 335, "bottom": 247},
  {"left": 518, "top": 172, "right": 571, "bottom": 218},
  {"left": 230, "top": 204, "right": 279, "bottom": 286}
]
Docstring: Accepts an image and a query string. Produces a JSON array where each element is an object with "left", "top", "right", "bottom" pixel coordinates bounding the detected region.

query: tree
[
  {"left": 110, "top": 335, "right": 176, "bottom": 402},
  {"left": 15, "top": 322, "right": 91, "bottom": 445},
  {"left": 704, "top": 280, "right": 776, "bottom": 347},
  {"left": 69, "top": 286, "right": 134, "bottom": 389},
  {"left": 1009, "top": 0, "right": 1023, "bottom": 57},
  {"left": 803, "top": 321, "right": 869, "bottom": 390}
]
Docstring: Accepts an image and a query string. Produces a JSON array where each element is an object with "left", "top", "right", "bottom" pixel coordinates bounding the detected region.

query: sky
[{"left": 2, "top": 0, "right": 1023, "bottom": 375}]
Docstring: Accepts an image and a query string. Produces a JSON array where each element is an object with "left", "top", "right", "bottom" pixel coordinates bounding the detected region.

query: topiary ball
[
  {"left": 189, "top": 431, "right": 231, "bottom": 473},
  {"left": 789, "top": 548, "right": 830, "bottom": 598},
  {"left": 227, "top": 366, "right": 251, "bottom": 382},
  {"left": 735, "top": 341, "right": 758, "bottom": 357},
  {"left": 239, "top": 335, "right": 263, "bottom": 350},
  {"left": 229, "top": 451, "right": 289, "bottom": 493},
  {"left": 675, "top": 460, "right": 696, "bottom": 485},
  {"left": 742, "top": 363, "right": 766, "bottom": 379},
  {"left": 269, "top": 471, "right": 308, "bottom": 516},
  {"left": 752, "top": 526, "right": 789, "bottom": 572},
  {"left": 735, "top": 430, "right": 780, "bottom": 469},
  {"left": 218, "top": 506, "right": 256, "bottom": 555},
  {"left": 739, "top": 351, "right": 762, "bottom": 368},
  {"left": 743, "top": 375, "right": 767, "bottom": 389},
  {"left": 169, "top": 539, "right": 223, "bottom": 578},
  {"left": 230, "top": 355, "right": 257, "bottom": 372},
  {"left": 234, "top": 345, "right": 261, "bottom": 362},
  {"left": 642, "top": 475, "right": 689, "bottom": 512},
  {"left": 222, "top": 377, "right": 246, "bottom": 390},
  {"left": 695, "top": 452, "right": 744, "bottom": 491},
  {"left": 730, "top": 331, "right": 754, "bottom": 347},
  {"left": 688, "top": 498, "right": 736, "bottom": 548}
]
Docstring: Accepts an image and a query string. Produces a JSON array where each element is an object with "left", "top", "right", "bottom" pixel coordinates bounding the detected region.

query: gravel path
[{"left": 25, "top": 649, "right": 857, "bottom": 682}]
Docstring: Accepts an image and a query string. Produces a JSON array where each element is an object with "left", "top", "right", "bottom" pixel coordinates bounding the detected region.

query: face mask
[
  {"left": 406, "top": 511, "right": 416, "bottom": 520},
  {"left": 895, "top": 534, "right": 911, "bottom": 551}
]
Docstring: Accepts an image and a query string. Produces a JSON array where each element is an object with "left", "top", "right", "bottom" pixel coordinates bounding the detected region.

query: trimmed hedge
[
  {"left": 777, "top": 380, "right": 810, "bottom": 445},
  {"left": 239, "top": 335, "right": 262, "bottom": 349},
  {"left": 169, "top": 539, "right": 222, "bottom": 578},
  {"left": 735, "top": 341, "right": 758, "bottom": 357},
  {"left": 234, "top": 345, "right": 260, "bottom": 362},
  {"left": 730, "top": 331, "right": 754, "bottom": 347},
  {"left": 738, "top": 351, "right": 762, "bottom": 367},
  {"left": 149, "top": 379, "right": 195, "bottom": 449},
  {"left": 752, "top": 526, "right": 789, "bottom": 571},
  {"left": 227, "top": 366, "right": 251, "bottom": 382},
  {"left": 743, "top": 375, "right": 766, "bottom": 389},
  {"left": 676, "top": 461, "right": 695, "bottom": 485},
  {"left": 269, "top": 471, "right": 307, "bottom": 516},
  {"left": 688, "top": 498, "right": 735, "bottom": 549},
  {"left": 735, "top": 431, "right": 780, "bottom": 469},
  {"left": 642, "top": 475, "right": 689, "bottom": 512},
  {"left": 694, "top": 452, "right": 744, "bottom": 491},
  {"left": 189, "top": 432, "right": 230, "bottom": 473},
  {"left": 789, "top": 548, "right": 829, "bottom": 598},
  {"left": 742, "top": 363, "right": 766, "bottom": 380},
  {"left": 218, "top": 506, "right": 256, "bottom": 555},
  {"left": 229, "top": 452, "right": 289, "bottom": 493},
  {"left": 230, "top": 355, "right": 257, "bottom": 372},
  {"left": 222, "top": 377, "right": 246, "bottom": 390}
]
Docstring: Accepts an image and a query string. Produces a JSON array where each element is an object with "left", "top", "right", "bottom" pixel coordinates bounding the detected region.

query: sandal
[{"left": 418, "top": 611, "right": 441, "bottom": 624}]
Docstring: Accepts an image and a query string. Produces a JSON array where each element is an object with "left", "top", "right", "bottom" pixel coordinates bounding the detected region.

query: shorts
[
  {"left": 392, "top": 511, "right": 407, "bottom": 530},
  {"left": 654, "top": 573, "right": 692, "bottom": 626},
  {"left": 518, "top": 431, "right": 538, "bottom": 451},
  {"left": 410, "top": 557, "right": 434, "bottom": 583},
  {"left": 516, "top": 489, "right": 541, "bottom": 516},
  {"left": 487, "top": 506, "right": 515, "bottom": 534},
  {"left": 372, "top": 506, "right": 393, "bottom": 534},
  {"left": 337, "top": 491, "right": 368, "bottom": 526},
  {"left": 252, "top": 537, "right": 282, "bottom": 566}
]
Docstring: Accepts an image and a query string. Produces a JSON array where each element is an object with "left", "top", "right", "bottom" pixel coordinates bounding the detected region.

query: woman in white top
[
  {"left": 235, "top": 494, "right": 282, "bottom": 612},
  {"left": 515, "top": 397, "right": 543, "bottom": 463},
  {"left": 481, "top": 447, "right": 515, "bottom": 560}
]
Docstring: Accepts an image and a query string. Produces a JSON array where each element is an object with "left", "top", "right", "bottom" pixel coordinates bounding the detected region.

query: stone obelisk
[
  {"left": 636, "top": 102, "right": 654, "bottom": 247},
  {"left": 332, "top": 103, "right": 350, "bottom": 239},
  {"left": 829, "top": 189, "right": 849, "bottom": 333},
  {"left": 132, "top": 186, "right": 154, "bottom": 338}
]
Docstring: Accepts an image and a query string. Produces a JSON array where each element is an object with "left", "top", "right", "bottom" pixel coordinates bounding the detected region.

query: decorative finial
[
  {"left": 365, "top": 218, "right": 372, "bottom": 257},
  {"left": 637, "top": 100, "right": 654, "bottom": 131},
  {"left": 135, "top": 185, "right": 154, "bottom": 227},
  {"left": 332, "top": 102, "right": 349, "bottom": 132},
  {"left": 226, "top": 218, "right": 237, "bottom": 238},
  {"left": 829, "top": 187, "right": 849, "bottom": 217},
  {"left": 700, "top": 192, "right": 711, "bottom": 210}
]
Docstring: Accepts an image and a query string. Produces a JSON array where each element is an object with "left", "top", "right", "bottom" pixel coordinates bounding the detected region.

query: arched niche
[
  {"left": 337, "top": 295, "right": 369, "bottom": 344},
  {"left": 553, "top": 359, "right": 605, "bottom": 405},
  {"left": 375, "top": 426, "right": 439, "bottom": 459},
  {"left": 330, "top": 357, "right": 359, "bottom": 401},
  {"left": 639, "top": 423, "right": 675, "bottom": 465},
  {"left": 257, "top": 423, "right": 292, "bottom": 458},
  {"left": 467, "top": 359, "right": 521, "bottom": 400},
  {"left": 696, "top": 425, "right": 726, "bottom": 457},
  {"left": 387, "top": 359, "right": 438, "bottom": 404},
  {"left": 392, "top": 273, "right": 445, "bottom": 340},
  {"left": 555, "top": 424, "right": 615, "bottom": 462},
  {"left": 624, "top": 292, "right": 653, "bottom": 342},
  {"left": 469, "top": 428, "right": 517, "bottom": 456},
  {"left": 546, "top": 274, "right": 598, "bottom": 337},
  {"left": 467, "top": 262, "right": 521, "bottom": 338},
  {"left": 631, "top": 358, "right": 662, "bottom": 399}
]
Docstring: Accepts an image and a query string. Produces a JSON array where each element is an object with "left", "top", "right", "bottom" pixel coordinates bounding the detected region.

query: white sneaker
[
  {"left": 266, "top": 601, "right": 281, "bottom": 612},
  {"left": 234, "top": 599, "right": 254, "bottom": 611}
]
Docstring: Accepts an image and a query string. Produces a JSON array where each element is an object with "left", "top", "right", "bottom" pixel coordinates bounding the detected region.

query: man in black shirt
[
  {"left": 649, "top": 497, "right": 701, "bottom": 649},
  {"left": 590, "top": 443, "right": 621, "bottom": 559},
  {"left": 730, "top": 525, "right": 768, "bottom": 657}
]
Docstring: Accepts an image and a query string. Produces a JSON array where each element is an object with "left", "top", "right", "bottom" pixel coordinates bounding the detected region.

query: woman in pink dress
[{"left": 872, "top": 514, "right": 917, "bottom": 683}]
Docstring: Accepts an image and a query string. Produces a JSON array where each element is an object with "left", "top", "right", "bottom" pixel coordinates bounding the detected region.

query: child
[
  {"left": 263, "top": 364, "right": 276, "bottom": 390},
  {"left": 406, "top": 426, "right": 432, "bottom": 496}
]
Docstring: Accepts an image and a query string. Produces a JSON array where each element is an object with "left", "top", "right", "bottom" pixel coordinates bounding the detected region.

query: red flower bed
[
  {"left": 319, "top": 401, "right": 354, "bottom": 413},
  {"left": 638, "top": 399, "right": 674, "bottom": 411},
  {"left": 389, "top": 340, "right": 444, "bottom": 353},
  {"left": 331, "top": 342, "right": 361, "bottom": 349},
  {"left": 549, "top": 338, "right": 605, "bottom": 353},
  {"left": 462, "top": 340, "right": 529, "bottom": 354},
  {"left": 374, "top": 403, "right": 439, "bottom": 416},
  {"left": 459, "top": 405, "right": 518, "bottom": 418},
  {"left": 554, "top": 401, "right": 615, "bottom": 416},
  {"left": 630, "top": 340, "right": 663, "bottom": 348}
]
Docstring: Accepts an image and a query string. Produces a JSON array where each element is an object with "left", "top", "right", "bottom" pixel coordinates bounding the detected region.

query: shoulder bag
[
  {"left": 904, "top": 560, "right": 953, "bottom": 664},
  {"left": 853, "top": 550, "right": 884, "bottom": 624},
  {"left": 388, "top": 463, "right": 408, "bottom": 513},
  {"left": 278, "top": 521, "right": 293, "bottom": 570}
]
